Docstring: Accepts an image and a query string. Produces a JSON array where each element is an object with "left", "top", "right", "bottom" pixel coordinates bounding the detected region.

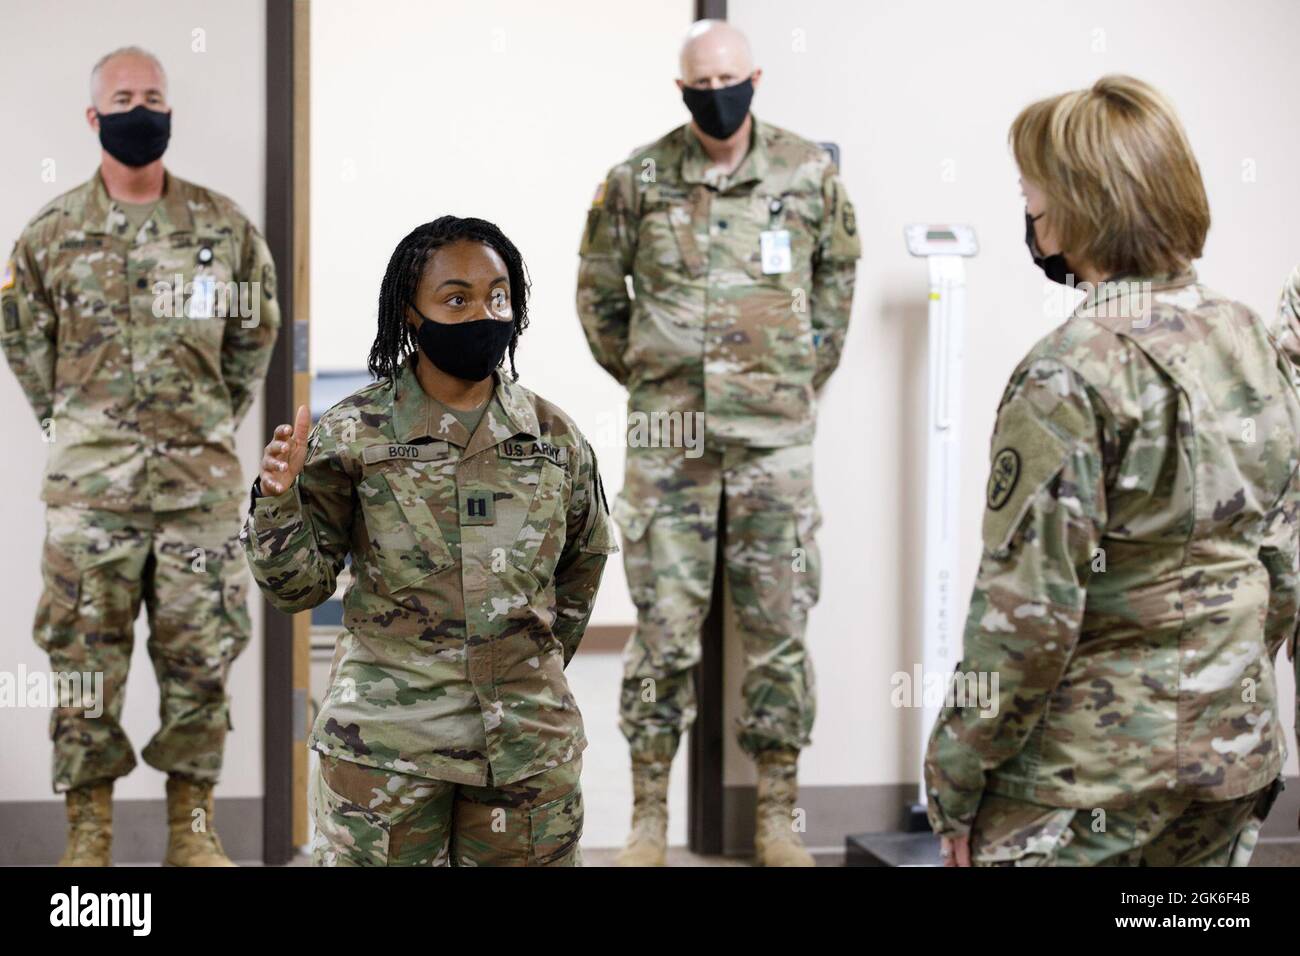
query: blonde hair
[{"left": 1010, "top": 75, "right": 1209, "bottom": 278}]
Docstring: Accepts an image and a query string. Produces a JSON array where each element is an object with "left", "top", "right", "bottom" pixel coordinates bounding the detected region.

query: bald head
[
  {"left": 679, "top": 19, "right": 754, "bottom": 89},
  {"left": 90, "top": 47, "right": 167, "bottom": 112}
]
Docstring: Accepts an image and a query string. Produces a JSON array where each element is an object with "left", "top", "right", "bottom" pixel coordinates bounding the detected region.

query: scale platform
[
  {"left": 845, "top": 804, "right": 942, "bottom": 866},
  {"left": 857, "top": 224, "right": 978, "bottom": 871},
  {"left": 846, "top": 832, "right": 943, "bottom": 867}
]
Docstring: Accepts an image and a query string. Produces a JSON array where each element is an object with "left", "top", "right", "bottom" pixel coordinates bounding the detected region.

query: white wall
[
  {"left": 727, "top": 0, "right": 1300, "bottom": 788},
  {"left": 311, "top": 0, "right": 695, "bottom": 629},
  {"left": 0, "top": 0, "right": 267, "bottom": 802}
]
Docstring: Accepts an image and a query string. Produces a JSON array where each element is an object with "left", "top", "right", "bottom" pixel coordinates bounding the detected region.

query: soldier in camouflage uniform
[
  {"left": 1272, "top": 264, "right": 1300, "bottom": 810},
  {"left": 925, "top": 76, "right": 1298, "bottom": 867},
  {"left": 1273, "top": 264, "right": 1300, "bottom": 374},
  {"left": 243, "top": 217, "right": 616, "bottom": 866},
  {"left": 576, "top": 21, "right": 859, "bottom": 866},
  {"left": 1, "top": 48, "right": 279, "bottom": 866}
]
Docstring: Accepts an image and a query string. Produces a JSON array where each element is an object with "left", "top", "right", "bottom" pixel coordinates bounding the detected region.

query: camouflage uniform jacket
[
  {"left": 241, "top": 356, "right": 618, "bottom": 786},
  {"left": 925, "top": 272, "right": 1300, "bottom": 837},
  {"left": 1273, "top": 264, "right": 1300, "bottom": 376},
  {"left": 577, "top": 117, "right": 861, "bottom": 448},
  {"left": 0, "top": 171, "right": 280, "bottom": 512}
]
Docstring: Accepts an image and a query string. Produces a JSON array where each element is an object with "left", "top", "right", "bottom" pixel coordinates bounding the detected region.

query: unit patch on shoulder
[
  {"left": 499, "top": 439, "right": 568, "bottom": 467},
  {"left": 981, "top": 395, "right": 1073, "bottom": 556},
  {"left": 591, "top": 180, "right": 607, "bottom": 207},
  {"left": 987, "top": 447, "right": 1021, "bottom": 510},
  {"left": 1, "top": 259, "right": 14, "bottom": 291}
]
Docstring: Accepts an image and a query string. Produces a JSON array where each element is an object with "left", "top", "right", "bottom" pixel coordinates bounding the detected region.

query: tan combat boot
[
  {"left": 615, "top": 759, "right": 670, "bottom": 866},
  {"left": 58, "top": 782, "right": 113, "bottom": 866},
  {"left": 163, "top": 775, "right": 237, "bottom": 867},
  {"left": 754, "top": 750, "right": 816, "bottom": 867}
]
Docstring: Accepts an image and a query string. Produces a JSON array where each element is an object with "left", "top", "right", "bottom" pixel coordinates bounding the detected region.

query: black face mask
[
  {"left": 412, "top": 305, "right": 514, "bottom": 382},
  {"left": 1025, "top": 210, "right": 1072, "bottom": 286},
  {"left": 682, "top": 78, "right": 754, "bottom": 140},
  {"left": 97, "top": 105, "right": 171, "bottom": 167}
]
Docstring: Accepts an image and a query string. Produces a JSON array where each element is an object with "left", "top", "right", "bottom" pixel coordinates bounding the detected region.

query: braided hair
[{"left": 368, "top": 215, "right": 531, "bottom": 381}]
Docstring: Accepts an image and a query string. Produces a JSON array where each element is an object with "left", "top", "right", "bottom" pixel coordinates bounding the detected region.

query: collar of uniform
[
  {"left": 679, "top": 115, "right": 769, "bottom": 190},
  {"left": 1073, "top": 268, "right": 1198, "bottom": 320},
  {"left": 460, "top": 373, "right": 540, "bottom": 461},
  {"left": 391, "top": 355, "right": 446, "bottom": 444},
  {"left": 391, "top": 355, "right": 539, "bottom": 453},
  {"left": 85, "top": 169, "right": 195, "bottom": 238}
]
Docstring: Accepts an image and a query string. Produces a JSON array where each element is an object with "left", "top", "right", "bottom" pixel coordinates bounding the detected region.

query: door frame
[{"left": 261, "top": 0, "right": 311, "bottom": 866}]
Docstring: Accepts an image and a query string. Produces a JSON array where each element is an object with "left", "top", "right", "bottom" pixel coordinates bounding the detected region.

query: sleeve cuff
[{"left": 249, "top": 477, "right": 303, "bottom": 527}]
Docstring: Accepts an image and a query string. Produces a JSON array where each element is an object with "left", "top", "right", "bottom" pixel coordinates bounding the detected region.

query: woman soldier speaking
[{"left": 241, "top": 216, "right": 617, "bottom": 866}]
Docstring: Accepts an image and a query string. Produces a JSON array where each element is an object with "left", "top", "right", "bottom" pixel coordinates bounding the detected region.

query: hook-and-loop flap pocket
[{"left": 357, "top": 469, "right": 455, "bottom": 593}]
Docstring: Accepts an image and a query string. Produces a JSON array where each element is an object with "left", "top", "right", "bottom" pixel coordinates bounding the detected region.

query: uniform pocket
[
  {"left": 36, "top": 539, "right": 81, "bottom": 651},
  {"left": 580, "top": 494, "right": 619, "bottom": 556},
  {"left": 981, "top": 401, "right": 1072, "bottom": 559},
  {"left": 510, "top": 459, "right": 568, "bottom": 579},
  {"left": 635, "top": 190, "right": 702, "bottom": 283},
  {"left": 310, "top": 755, "right": 390, "bottom": 867},
  {"left": 41, "top": 539, "right": 81, "bottom": 618},
  {"left": 357, "top": 470, "right": 455, "bottom": 593},
  {"left": 529, "top": 784, "right": 584, "bottom": 866},
  {"left": 793, "top": 501, "right": 823, "bottom": 613},
  {"left": 1227, "top": 776, "right": 1285, "bottom": 867},
  {"left": 610, "top": 492, "right": 653, "bottom": 543},
  {"left": 217, "top": 558, "right": 252, "bottom": 665},
  {"left": 972, "top": 803, "right": 1078, "bottom": 867},
  {"left": 739, "top": 193, "right": 816, "bottom": 286}
]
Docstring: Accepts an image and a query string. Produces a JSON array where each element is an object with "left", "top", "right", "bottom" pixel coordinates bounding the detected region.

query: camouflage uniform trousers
[
  {"left": 614, "top": 442, "right": 821, "bottom": 763},
  {"left": 310, "top": 754, "right": 584, "bottom": 867},
  {"left": 36, "top": 496, "right": 251, "bottom": 792},
  {"left": 969, "top": 778, "right": 1285, "bottom": 867}
]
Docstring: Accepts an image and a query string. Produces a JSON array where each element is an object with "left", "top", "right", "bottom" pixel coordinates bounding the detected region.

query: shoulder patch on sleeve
[
  {"left": 825, "top": 178, "right": 862, "bottom": 261},
  {"left": 580, "top": 179, "right": 617, "bottom": 257},
  {"left": 987, "top": 448, "right": 1021, "bottom": 510},
  {"left": 981, "top": 398, "right": 1071, "bottom": 555},
  {"left": 1, "top": 259, "right": 14, "bottom": 291},
  {"left": 579, "top": 442, "right": 618, "bottom": 555}
]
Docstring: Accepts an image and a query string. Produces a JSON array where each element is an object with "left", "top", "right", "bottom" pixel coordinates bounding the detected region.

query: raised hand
[{"left": 260, "top": 403, "right": 311, "bottom": 495}]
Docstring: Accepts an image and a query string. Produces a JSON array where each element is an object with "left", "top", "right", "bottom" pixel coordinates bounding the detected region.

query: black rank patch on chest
[
  {"left": 461, "top": 489, "right": 496, "bottom": 526},
  {"left": 498, "top": 439, "right": 568, "bottom": 467}
]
